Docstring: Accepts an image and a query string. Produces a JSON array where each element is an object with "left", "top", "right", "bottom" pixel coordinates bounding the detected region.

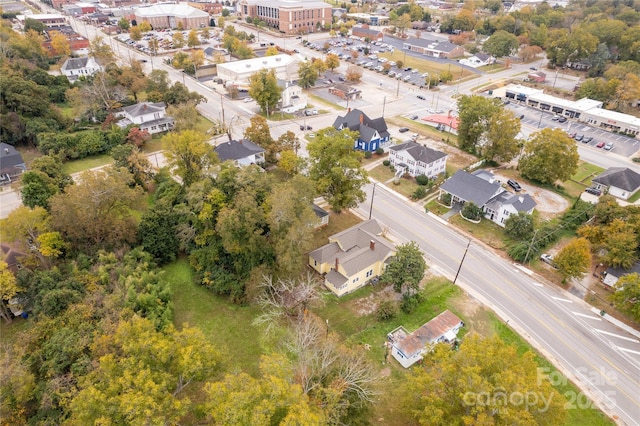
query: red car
[{"left": 596, "top": 141, "right": 605, "bottom": 148}]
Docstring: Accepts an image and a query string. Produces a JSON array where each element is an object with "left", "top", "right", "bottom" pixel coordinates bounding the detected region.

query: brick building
[
  {"left": 134, "top": 4, "right": 209, "bottom": 29},
  {"left": 188, "top": 1, "right": 223, "bottom": 15},
  {"left": 238, "top": 0, "right": 332, "bottom": 35}
]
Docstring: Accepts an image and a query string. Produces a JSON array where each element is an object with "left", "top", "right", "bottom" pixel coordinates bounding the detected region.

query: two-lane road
[{"left": 358, "top": 183, "right": 640, "bottom": 425}]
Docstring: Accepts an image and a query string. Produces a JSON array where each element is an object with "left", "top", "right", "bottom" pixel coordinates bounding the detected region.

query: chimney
[
  {"left": 360, "top": 113, "right": 364, "bottom": 124},
  {"left": 4, "top": 148, "right": 8, "bottom": 154},
  {"left": 348, "top": 107, "right": 351, "bottom": 113},
  {"left": 519, "top": 196, "right": 524, "bottom": 203},
  {"left": 335, "top": 257, "right": 339, "bottom": 271},
  {"left": 370, "top": 240, "right": 375, "bottom": 250}
]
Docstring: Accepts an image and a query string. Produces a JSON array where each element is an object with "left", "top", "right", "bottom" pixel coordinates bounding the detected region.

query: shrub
[
  {"left": 416, "top": 174, "right": 429, "bottom": 185},
  {"left": 376, "top": 147, "right": 384, "bottom": 155},
  {"left": 390, "top": 165, "right": 395, "bottom": 172},
  {"left": 364, "top": 151, "right": 372, "bottom": 159},
  {"left": 412, "top": 186, "right": 427, "bottom": 200},
  {"left": 376, "top": 300, "right": 398, "bottom": 321},
  {"left": 461, "top": 202, "right": 483, "bottom": 221},
  {"left": 440, "top": 192, "right": 452, "bottom": 205},
  {"left": 400, "top": 292, "right": 423, "bottom": 314},
  {"left": 383, "top": 159, "right": 390, "bottom": 166}
]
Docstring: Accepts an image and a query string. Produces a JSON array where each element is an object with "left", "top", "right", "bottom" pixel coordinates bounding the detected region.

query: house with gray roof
[
  {"left": 388, "top": 141, "right": 447, "bottom": 178},
  {"left": 60, "top": 56, "right": 103, "bottom": 82},
  {"left": 312, "top": 203, "right": 329, "bottom": 228},
  {"left": 602, "top": 262, "right": 640, "bottom": 288},
  {"left": 332, "top": 109, "right": 390, "bottom": 152},
  {"left": 308, "top": 219, "right": 396, "bottom": 296},
  {"left": 440, "top": 170, "right": 536, "bottom": 227},
  {"left": 592, "top": 167, "right": 640, "bottom": 201},
  {"left": 116, "top": 102, "right": 174, "bottom": 135},
  {"left": 214, "top": 139, "right": 265, "bottom": 167},
  {"left": 0, "top": 143, "right": 26, "bottom": 185},
  {"left": 387, "top": 310, "right": 464, "bottom": 368},
  {"left": 402, "top": 38, "right": 465, "bottom": 59}
]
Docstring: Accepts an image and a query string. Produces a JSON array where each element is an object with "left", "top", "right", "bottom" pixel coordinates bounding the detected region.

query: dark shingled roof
[
  {"left": 486, "top": 192, "right": 537, "bottom": 213},
  {"left": 0, "top": 143, "right": 25, "bottom": 173},
  {"left": 389, "top": 141, "right": 447, "bottom": 164},
  {"left": 332, "top": 109, "right": 389, "bottom": 143},
  {"left": 122, "top": 102, "right": 167, "bottom": 118},
  {"left": 61, "top": 57, "right": 89, "bottom": 71},
  {"left": 214, "top": 139, "right": 265, "bottom": 162},
  {"left": 312, "top": 203, "right": 329, "bottom": 219},
  {"left": 593, "top": 167, "right": 640, "bottom": 192},
  {"left": 440, "top": 170, "right": 503, "bottom": 206}
]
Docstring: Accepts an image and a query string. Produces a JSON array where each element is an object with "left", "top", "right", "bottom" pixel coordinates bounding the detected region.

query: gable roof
[
  {"left": 421, "top": 114, "right": 459, "bottom": 130},
  {"left": 332, "top": 109, "right": 389, "bottom": 142},
  {"left": 486, "top": 192, "right": 536, "bottom": 212},
  {"left": 122, "top": 102, "right": 167, "bottom": 117},
  {"left": 389, "top": 141, "right": 447, "bottom": 164},
  {"left": 312, "top": 203, "right": 329, "bottom": 219},
  {"left": 214, "top": 139, "right": 265, "bottom": 162},
  {"left": 61, "top": 57, "right": 90, "bottom": 71},
  {"left": 1, "top": 244, "right": 26, "bottom": 273},
  {"left": 405, "top": 38, "right": 460, "bottom": 53},
  {"left": 593, "top": 167, "right": 640, "bottom": 192},
  {"left": 474, "top": 52, "right": 492, "bottom": 61},
  {"left": 0, "top": 143, "right": 26, "bottom": 171},
  {"left": 395, "top": 310, "right": 463, "bottom": 358},
  {"left": 440, "top": 170, "right": 503, "bottom": 206}
]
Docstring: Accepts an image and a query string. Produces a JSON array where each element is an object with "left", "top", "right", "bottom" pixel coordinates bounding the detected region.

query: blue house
[{"left": 332, "top": 109, "right": 390, "bottom": 152}]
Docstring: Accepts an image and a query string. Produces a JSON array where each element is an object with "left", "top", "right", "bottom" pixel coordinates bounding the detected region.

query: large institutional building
[
  {"left": 134, "top": 4, "right": 209, "bottom": 29},
  {"left": 217, "top": 54, "right": 299, "bottom": 84},
  {"left": 238, "top": 0, "right": 332, "bottom": 35}
]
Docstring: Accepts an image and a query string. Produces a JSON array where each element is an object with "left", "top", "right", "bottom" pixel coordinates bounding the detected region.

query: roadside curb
[{"left": 590, "top": 307, "right": 640, "bottom": 340}]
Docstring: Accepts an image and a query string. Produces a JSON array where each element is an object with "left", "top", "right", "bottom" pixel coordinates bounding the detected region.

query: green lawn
[
  {"left": 61, "top": 154, "right": 113, "bottom": 174},
  {"left": 572, "top": 162, "right": 605, "bottom": 184},
  {"left": 449, "top": 215, "right": 508, "bottom": 250},
  {"left": 163, "top": 259, "right": 264, "bottom": 376},
  {"left": 306, "top": 93, "right": 342, "bottom": 110},
  {"left": 378, "top": 51, "right": 473, "bottom": 80},
  {"left": 387, "top": 116, "right": 460, "bottom": 147}
]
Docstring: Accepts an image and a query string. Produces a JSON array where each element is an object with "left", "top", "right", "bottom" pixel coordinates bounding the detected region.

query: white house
[
  {"left": 592, "top": 167, "right": 640, "bottom": 201},
  {"left": 60, "top": 56, "right": 103, "bottom": 82},
  {"left": 459, "top": 53, "right": 495, "bottom": 68},
  {"left": 387, "top": 310, "right": 464, "bottom": 368},
  {"left": 277, "top": 80, "right": 307, "bottom": 113},
  {"left": 439, "top": 170, "right": 536, "bottom": 227},
  {"left": 116, "top": 102, "right": 174, "bottom": 135},
  {"left": 214, "top": 139, "right": 265, "bottom": 167},
  {"left": 388, "top": 141, "right": 447, "bottom": 178}
]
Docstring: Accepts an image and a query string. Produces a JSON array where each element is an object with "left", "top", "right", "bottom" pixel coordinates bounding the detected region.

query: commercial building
[
  {"left": 216, "top": 54, "right": 299, "bottom": 84},
  {"left": 16, "top": 13, "right": 67, "bottom": 28},
  {"left": 238, "top": 0, "right": 332, "bottom": 35},
  {"left": 134, "top": 4, "right": 209, "bottom": 30},
  {"left": 402, "top": 38, "right": 464, "bottom": 59}
]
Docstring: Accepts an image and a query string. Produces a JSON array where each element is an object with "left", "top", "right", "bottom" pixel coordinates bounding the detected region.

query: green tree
[
  {"left": 482, "top": 109, "right": 521, "bottom": 163},
  {"left": 172, "top": 31, "right": 185, "bottom": 49},
  {"left": 601, "top": 219, "right": 638, "bottom": 269},
  {"left": 307, "top": 127, "right": 368, "bottom": 213},
  {"left": 611, "top": 273, "right": 640, "bottom": 322},
  {"left": 264, "top": 46, "right": 279, "bottom": 56},
  {"left": 163, "top": 130, "right": 218, "bottom": 186},
  {"left": 49, "top": 167, "right": 144, "bottom": 250},
  {"left": 298, "top": 61, "right": 318, "bottom": 88},
  {"left": 504, "top": 212, "right": 534, "bottom": 240},
  {"left": 187, "top": 29, "right": 200, "bottom": 48},
  {"left": 278, "top": 150, "right": 303, "bottom": 175},
  {"left": 325, "top": 53, "right": 340, "bottom": 71},
  {"left": 118, "top": 17, "right": 130, "bottom": 31},
  {"left": 483, "top": 30, "right": 519, "bottom": 58},
  {"left": 20, "top": 171, "right": 58, "bottom": 209},
  {"left": 519, "top": 128, "right": 579, "bottom": 184},
  {"left": 381, "top": 241, "right": 426, "bottom": 293},
  {"left": 547, "top": 28, "right": 598, "bottom": 67},
  {"left": 554, "top": 238, "right": 591, "bottom": 284},
  {"left": 456, "top": 95, "right": 502, "bottom": 153},
  {"left": 0, "top": 261, "right": 21, "bottom": 323},
  {"left": 403, "top": 334, "right": 567, "bottom": 425},
  {"left": 248, "top": 69, "right": 282, "bottom": 116},
  {"left": 129, "top": 25, "right": 142, "bottom": 42},
  {"left": 461, "top": 201, "right": 483, "bottom": 221}
]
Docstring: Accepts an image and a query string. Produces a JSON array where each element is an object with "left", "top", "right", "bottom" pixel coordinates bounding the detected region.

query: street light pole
[
  {"left": 382, "top": 96, "right": 386, "bottom": 117},
  {"left": 368, "top": 182, "right": 377, "bottom": 220}
]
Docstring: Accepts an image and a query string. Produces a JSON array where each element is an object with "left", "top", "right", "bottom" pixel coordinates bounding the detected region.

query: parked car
[
  {"left": 596, "top": 141, "right": 605, "bottom": 148},
  {"left": 399, "top": 127, "right": 409, "bottom": 133},
  {"left": 507, "top": 179, "right": 522, "bottom": 192},
  {"left": 410, "top": 115, "right": 418, "bottom": 120},
  {"left": 417, "top": 95, "right": 425, "bottom": 100},
  {"left": 517, "top": 114, "right": 525, "bottom": 119},
  {"left": 403, "top": 75, "right": 411, "bottom": 81},
  {"left": 574, "top": 134, "right": 584, "bottom": 141},
  {"left": 585, "top": 187, "right": 602, "bottom": 196},
  {"left": 530, "top": 67, "right": 538, "bottom": 70},
  {"left": 299, "top": 125, "right": 312, "bottom": 130},
  {"left": 551, "top": 115, "right": 560, "bottom": 121},
  {"left": 583, "top": 136, "right": 593, "bottom": 143},
  {"left": 604, "top": 142, "right": 614, "bottom": 151},
  {"left": 540, "top": 253, "right": 557, "bottom": 268},
  {"left": 558, "top": 116, "right": 567, "bottom": 123}
]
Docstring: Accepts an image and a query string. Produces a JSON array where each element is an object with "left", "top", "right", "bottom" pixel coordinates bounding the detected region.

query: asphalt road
[{"left": 358, "top": 183, "right": 640, "bottom": 425}]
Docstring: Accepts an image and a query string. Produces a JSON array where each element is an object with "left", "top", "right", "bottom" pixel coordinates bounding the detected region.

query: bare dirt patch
[
  {"left": 351, "top": 285, "right": 401, "bottom": 316},
  {"left": 449, "top": 293, "right": 495, "bottom": 337}
]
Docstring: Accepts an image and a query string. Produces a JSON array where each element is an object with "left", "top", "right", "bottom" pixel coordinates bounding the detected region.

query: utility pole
[
  {"left": 453, "top": 240, "right": 471, "bottom": 286},
  {"left": 382, "top": 96, "right": 386, "bottom": 117},
  {"left": 368, "top": 182, "right": 377, "bottom": 220}
]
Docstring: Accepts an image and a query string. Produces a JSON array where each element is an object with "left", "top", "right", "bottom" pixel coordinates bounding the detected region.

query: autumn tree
[
  {"left": 172, "top": 31, "right": 185, "bottom": 48},
  {"left": 243, "top": 115, "right": 276, "bottom": 162},
  {"left": 325, "top": 53, "right": 340, "bottom": 71},
  {"left": 307, "top": 127, "right": 368, "bottom": 213},
  {"left": 2, "top": 206, "right": 55, "bottom": 266},
  {"left": 403, "top": 334, "right": 566, "bottom": 425},
  {"left": 0, "top": 261, "right": 21, "bottom": 323},
  {"left": 90, "top": 35, "right": 114, "bottom": 66},
  {"left": 554, "top": 238, "right": 591, "bottom": 284},
  {"left": 278, "top": 150, "right": 304, "bottom": 175},
  {"left": 611, "top": 273, "right": 640, "bottom": 322},
  {"left": 298, "top": 61, "right": 318, "bottom": 88},
  {"left": 483, "top": 30, "right": 519, "bottom": 58},
  {"left": 49, "top": 167, "right": 144, "bottom": 250},
  {"left": 111, "top": 144, "right": 155, "bottom": 187},
  {"left": 482, "top": 108, "right": 521, "bottom": 163},
  {"left": 345, "top": 64, "right": 363, "bottom": 83},
  {"left": 276, "top": 130, "right": 301, "bottom": 154},
  {"left": 547, "top": 28, "right": 598, "bottom": 67},
  {"left": 248, "top": 69, "right": 282, "bottom": 116},
  {"left": 129, "top": 25, "right": 142, "bottom": 42},
  {"left": 381, "top": 241, "right": 426, "bottom": 293},
  {"left": 264, "top": 46, "right": 279, "bottom": 56},
  {"left": 69, "top": 316, "right": 222, "bottom": 425},
  {"left": 519, "top": 128, "right": 579, "bottom": 184},
  {"left": 163, "top": 130, "right": 218, "bottom": 186},
  {"left": 49, "top": 31, "right": 70, "bottom": 56},
  {"left": 187, "top": 29, "right": 201, "bottom": 48},
  {"left": 519, "top": 45, "right": 543, "bottom": 62},
  {"left": 457, "top": 95, "right": 502, "bottom": 154}
]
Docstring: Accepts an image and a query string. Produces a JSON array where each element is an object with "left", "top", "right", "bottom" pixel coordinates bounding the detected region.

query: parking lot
[{"left": 116, "top": 28, "right": 223, "bottom": 56}]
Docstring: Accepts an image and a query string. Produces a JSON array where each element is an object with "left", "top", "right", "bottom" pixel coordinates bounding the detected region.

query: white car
[
  {"left": 403, "top": 75, "right": 411, "bottom": 81},
  {"left": 604, "top": 142, "right": 614, "bottom": 151}
]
